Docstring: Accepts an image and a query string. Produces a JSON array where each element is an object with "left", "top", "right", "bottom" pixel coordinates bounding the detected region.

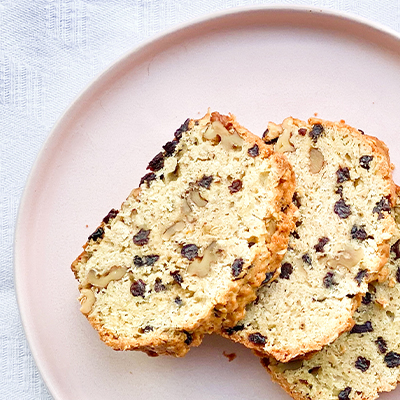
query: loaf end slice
[
  {"left": 71, "top": 111, "right": 296, "bottom": 357},
  {"left": 222, "top": 117, "right": 397, "bottom": 362}
]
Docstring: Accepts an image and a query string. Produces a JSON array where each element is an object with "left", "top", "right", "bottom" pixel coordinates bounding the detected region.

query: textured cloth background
[{"left": 2, "top": 0, "right": 400, "bottom": 398}]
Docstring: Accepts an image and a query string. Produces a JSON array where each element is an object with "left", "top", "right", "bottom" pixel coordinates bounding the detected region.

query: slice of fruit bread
[
  {"left": 71, "top": 111, "right": 296, "bottom": 357},
  {"left": 221, "top": 117, "right": 397, "bottom": 362},
  {"left": 264, "top": 188, "right": 400, "bottom": 400}
]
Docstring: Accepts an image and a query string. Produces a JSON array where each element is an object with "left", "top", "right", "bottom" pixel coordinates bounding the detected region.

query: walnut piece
[
  {"left": 266, "top": 122, "right": 283, "bottom": 139},
  {"left": 309, "top": 148, "right": 324, "bottom": 174},
  {"left": 326, "top": 246, "right": 364, "bottom": 270},
  {"left": 187, "top": 241, "right": 218, "bottom": 277},
  {"left": 189, "top": 189, "right": 208, "bottom": 207},
  {"left": 87, "top": 266, "right": 127, "bottom": 288},
  {"left": 203, "top": 121, "right": 244, "bottom": 150},
  {"left": 266, "top": 219, "right": 277, "bottom": 235},
  {"left": 275, "top": 129, "right": 295, "bottom": 153},
  {"left": 79, "top": 288, "right": 96, "bottom": 315},
  {"left": 163, "top": 220, "right": 186, "bottom": 239}
]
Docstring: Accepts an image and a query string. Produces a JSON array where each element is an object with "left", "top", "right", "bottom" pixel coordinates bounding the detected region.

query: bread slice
[
  {"left": 221, "top": 117, "right": 397, "bottom": 362},
  {"left": 264, "top": 189, "right": 400, "bottom": 400},
  {"left": 71, "top": 111, "right": 296, "bottom": 357}
]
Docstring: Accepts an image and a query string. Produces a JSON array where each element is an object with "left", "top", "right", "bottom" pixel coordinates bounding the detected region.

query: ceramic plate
[{"left": 15, "top": 6, "right": 400, "bottom": 400}]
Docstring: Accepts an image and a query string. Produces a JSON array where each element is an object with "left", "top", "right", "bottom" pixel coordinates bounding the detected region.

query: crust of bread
[{"left": 72, "top": 111, "right": 296, "bottom": 356}]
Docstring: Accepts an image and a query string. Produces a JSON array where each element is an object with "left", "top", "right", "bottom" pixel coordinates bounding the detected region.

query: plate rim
[{"left": 13, "top": 4, "right": 400, "bottom": 399}]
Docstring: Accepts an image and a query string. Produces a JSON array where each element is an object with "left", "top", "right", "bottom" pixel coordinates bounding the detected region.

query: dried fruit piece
[
  {"left": 309, "top": 124, "right": 324, "bottom": 142},
  {"left": 262, "top": 272, "right": 274, "bottom": 284},
  {"left": 130, "top": 279, "right": 146, "bottom": 297},
  {"left": 229, "top": 179, "right": 243, "bottom": 194},
  {"left": 314, "top": 237, "right": 330, "bottom": 253},
  {"left": 163, "top": 139, "right": 179, "bottom": 156},
  {"left": 147, "top": 152, "right": 165, "bottom": 172},
  {"left": 384, "top": 351, "right": 400, "bottom": 368},
  {"left": 373, "top": 197, "right": 391, "bottom": 219},
  {"left": 355, "top": 269, "right": 368, "bottom": 285},
  {"left": 335, "top": 185, "right": 343, "bottom": 196},
  {"left": 184, "top": 331, "right": 193, "bottom": 345},
  {"left": 170, "top": 271, "right": 183, "bottom": 285},
  {"left": 198, "top": 175, "right": 213, "bottom": 189},
  {"left": 248, "top": 144, "right": 259, "bottom": 157},
  {"left": 142, "top": 325, "right": 154, "bottom": 333},
  {"left": 88, "top": 227, "right": 104, "bottom": 242},
  {"left": 133, "top": 255, "right": 145, "bottom": 267},
  {"left": 280, "top": 263, "right": 293, "bottom": 279},
  {"left": 360, "top": 155, "right": 373, "bottom": 170},
  {"left": 351, "top": 225, "right": 368, "bottom": 241},
  {"left": 174, "top": 118, "right": 190, "bottom": 140},
  {"left": 375, "top": 337, "right": 388, "bottom": 354},
  {"left": 291, "top": 231, "right": 300, "bottom": 239},
  {"left": 103, "top": 209, "right": 119, "bottom": 224},
  {"left": 391, "top": 239, "right": 400, "bottom": 260},
  {"left": 355, "top": 356, "right": 370, "bottom": 372},
  {"left": 292, "top": 192, "right": 301, "bottom": 208},
  {"left": 323, "top": 272, "right": 337, "bottom": 288},
  {"left": 143, "top": 255, "right": 159, "bottom": 266},
  {"left": 336, "top": 167, "right": 350, "bottom": 183},
  {"left": 298, "top": 128, "right": 307, "bottom": 136},
  {"left": 232, "top": 258, "right": 244, "bottom": 278},
  {"left": 140, "top": 172, "right": 156, "bottom": 187},
  {"left": 175, "top": 297, "right": 183, "bottom": 306},
  {"left": 302, "top": 253, "right": 312, "bottom": 265},
  {"left": 334, "top": 199, "right": 351, "bottom": 219},
  {"left": 248, "top": 332, "right": 266, "bottom": 345},
  {"left": 362, "top": 292, "right": 373, "bottom": 305},
  {"left": 154, "top": 278, "right": 166, "bottom": 293},
  {"left": 133, "top": 229, "right": 151, "bottom": 246},
  {"left": 338, "top": 387, "right": 352, "bottom": 400},
  {"left": 224, "top": 324, "right": 245, "bottom": 335},
  {"left": 350, "top": 321, "right": 373, "bottom": 334},
  {"left": 181, "top": 244, "right": 199, "bottom": 261}
]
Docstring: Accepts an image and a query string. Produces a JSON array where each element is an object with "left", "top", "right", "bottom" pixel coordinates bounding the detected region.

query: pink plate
[{"left": 15, "top": 6, "right": 400, "bottom": 400}]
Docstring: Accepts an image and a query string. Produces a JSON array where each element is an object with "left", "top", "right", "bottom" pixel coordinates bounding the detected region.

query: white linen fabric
[{"left": 1, "top": 0, "right": 400, "bottom": 398}]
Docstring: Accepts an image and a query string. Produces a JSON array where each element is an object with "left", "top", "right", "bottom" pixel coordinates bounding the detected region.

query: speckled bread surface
[
  {"left": 71, "top": 111, "right": 296, "bottom": 357},
  {"left": 264, "top": 190, "right": 400, "bottom": 400},
  {"left": 221, "top": 117, "right": 397, "bottom": 362}
]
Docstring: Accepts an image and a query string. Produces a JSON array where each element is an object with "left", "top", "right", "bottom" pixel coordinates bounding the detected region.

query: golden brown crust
[{"left": 72, "top": 111, "right": 297, "bottom": 357}]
